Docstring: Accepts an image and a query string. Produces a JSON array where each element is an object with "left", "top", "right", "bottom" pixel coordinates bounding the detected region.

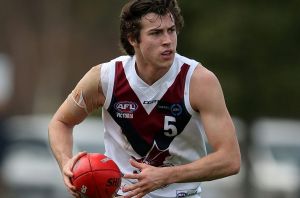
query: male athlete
[{"left": 48, "top": 0, "right": 241, "bottom": 197}]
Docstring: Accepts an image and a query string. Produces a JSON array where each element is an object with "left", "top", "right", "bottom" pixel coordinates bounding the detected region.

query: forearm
[
  {"left": 122, "top": 150, "right": 240, "bottom": 198},
  {"left": 48, "top": 119, "right": 74, "bottom": 171},
  {"left": 167, "top": 150, "right": 240, "bottom": 184},
  {"left": 48, "top": 91, "right": 90, "bottom": 170}
]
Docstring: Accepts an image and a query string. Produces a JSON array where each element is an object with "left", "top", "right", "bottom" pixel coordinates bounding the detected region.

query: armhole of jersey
[
  {"left": 184, "top": 63, "right": 199, "bottom": 116},
  {"left": 102, "top": 62, "right": 115, "bottom": 109}
]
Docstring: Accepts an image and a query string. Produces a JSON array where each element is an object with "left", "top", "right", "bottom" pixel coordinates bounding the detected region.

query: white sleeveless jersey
[{"left": 101, "top": 53, "right": 207, "bottom": 198}]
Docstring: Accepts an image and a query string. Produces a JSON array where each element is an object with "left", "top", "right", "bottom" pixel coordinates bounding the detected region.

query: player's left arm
[
  {"left": 122, "top": 65, "right": 241, "bottom": 198},
  {"left": 168, "top": 65, "right": 241, "bottom": 182}
]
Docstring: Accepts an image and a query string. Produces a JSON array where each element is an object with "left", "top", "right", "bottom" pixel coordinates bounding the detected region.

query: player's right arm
[{"left": 48, "top": 65, "right": 105, "bottom": 197}]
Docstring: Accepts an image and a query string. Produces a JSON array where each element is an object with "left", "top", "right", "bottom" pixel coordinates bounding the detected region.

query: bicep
[
  {"left": 52, "top": 65, "right": 105, "bottom": 127},
  {"left": 190, "top": 67, "right": 237, "bottom": 151},
  {"left": 52, "top": 95, "right": 89, "bottom": 128},
  {"left": 201, "top": 106, "right": 236, "bottom": 151},
  {"left": 71, "top": 65, "right": 104, "bottom": 113}
]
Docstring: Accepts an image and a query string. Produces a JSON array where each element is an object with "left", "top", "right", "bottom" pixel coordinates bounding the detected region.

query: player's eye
[
  {"left": 168, "top": 27, "right": 176, "bottom": 33},
  {"left": 150, "top": 31, "right": 161, "bottom": 36}
]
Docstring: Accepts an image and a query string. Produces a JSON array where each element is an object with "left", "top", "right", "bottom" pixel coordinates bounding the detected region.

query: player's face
[{"left": 134, "top": 12, "right": 177, "bottom": 69}]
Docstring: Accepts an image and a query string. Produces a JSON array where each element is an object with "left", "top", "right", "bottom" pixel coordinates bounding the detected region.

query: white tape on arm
[{"left": 68, "top": 90, "right": 89, "bottom": 114}]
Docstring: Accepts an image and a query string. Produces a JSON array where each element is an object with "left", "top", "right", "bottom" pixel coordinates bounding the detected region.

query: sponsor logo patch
[
  {"left": 143, "top": 100, "right": 159, "bottom": 104},
  {"left": 100, "top": 157, "right": 111, "bottom": 163},
  {"left": 176, "top": 188, "right": 198, "bottom": 197},
  {"left": 171, "top": 104, "right": 183, "bottom": 116}
]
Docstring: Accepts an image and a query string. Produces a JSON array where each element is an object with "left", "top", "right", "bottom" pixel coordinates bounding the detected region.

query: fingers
[
  {"left": 71, "top": 151, "right": 87, "bottom": 169},
  {"left": 123, "top": 172, "right": 140, "bottom": 180},
  {"left": 124, "top": 192, "right": 146, "bottom": 198},
  {"left": 122, "top": 181, "right": 141, "bottom": 193},
  {"left": 123, "top": 159, "right": 145, "bottom": 180},
  {"left": 122, "top": 159, "right": 167, "bottom": 197},
  {"left": 72, "top": 151, "right": 88, "bottom": 165},
  {"left": 129, "top": 158, "right": 145, "bottom": 170},
  {"left": 64, "top": 175, "right": 79, "bottom": 197},
  {"left": 122, "top": 184, "right": 147, "bottom": 198},
  {"left": 63, "top": 169, "right": 79, "bottom": 197},
  {"left": 64, "top": 151, "right": 87, "bottom": 177},
  {"left": 64, "top": 166, "right": 73, "bottom": 178},
  {"left": 74, "top": 151, "right": 88, "bottom": 160},
  {"left": 122, "top": 159, "right": 151, "bottom": 198},
  {"left": 63, "top": 170, "right": 75, "bottom": 190},
  {"left": 62, "top": 151, "right": 87, "bottom": 198}
]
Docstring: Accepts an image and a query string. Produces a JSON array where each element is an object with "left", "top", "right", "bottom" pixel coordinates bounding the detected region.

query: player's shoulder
[
  {"left": 189, "top": 65, "right": 223, "bottom": 111},
  {"left": 104, "top": 55, "right": 132, "bottom": 65},
  {"left": 193, "top": 68, "right": 222, "bottom": 105},
  {"left": 100, "top": 55, "right": 133, "bottom": 72},
  {"left": 84, "top": 64, "right": 101, "bottom": 81},
  {"left": 192, "top": 64, "right": 218, "bottom": 84},
  {"left": 174, "top": 53, "right": 218, "bottom": 84},
  {"left": 175, "top": 53, "right": 199, "bottom": 68}
]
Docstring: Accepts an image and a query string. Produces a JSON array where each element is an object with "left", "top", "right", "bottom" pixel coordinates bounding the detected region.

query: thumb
[
  {"left": 72, "top": 151, "right": 87, "bottom": 165},
  {"left": 65, "top": 151, "right": 87, "bottom": 177},
  {"left": 63, "top": 163, "right": 74, "bottom": 177}
]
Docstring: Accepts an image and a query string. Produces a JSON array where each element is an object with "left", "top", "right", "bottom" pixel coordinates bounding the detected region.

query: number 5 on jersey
[{"left": 164, "top": 116, "right": 177, "bottom": 137}]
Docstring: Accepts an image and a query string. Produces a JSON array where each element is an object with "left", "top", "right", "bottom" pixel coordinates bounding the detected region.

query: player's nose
[{"left": 162, "top": 32, "right": 172, "bottom": 45}]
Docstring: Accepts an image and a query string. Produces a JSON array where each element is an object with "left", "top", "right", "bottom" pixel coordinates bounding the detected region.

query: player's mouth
[{"left": 161, "top": 50, "right": 174, "bottom": 60}]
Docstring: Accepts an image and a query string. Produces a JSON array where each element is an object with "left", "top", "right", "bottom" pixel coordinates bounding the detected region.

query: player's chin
[
  {"left": 159, "top": 60, "right": 174, "bottom": 69},
  {"left": 160, "top": 55, "right": 174, "bottom": 66}
]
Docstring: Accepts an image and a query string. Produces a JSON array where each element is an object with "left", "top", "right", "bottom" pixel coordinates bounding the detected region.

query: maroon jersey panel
[{"left": 107, "top": 62, "right": 192, "bottom": 166}]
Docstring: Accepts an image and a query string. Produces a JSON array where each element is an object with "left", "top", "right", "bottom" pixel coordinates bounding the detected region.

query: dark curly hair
[{"left": 120, "top": 0, "right": 184, "bottom": 56}]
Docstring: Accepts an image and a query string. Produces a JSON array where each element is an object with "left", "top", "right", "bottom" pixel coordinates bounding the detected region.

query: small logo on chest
[
  {"left": 114, "top": 101, "right": 138, "bottom": 119},
  {"left": 143, "top": 100, "right": 159, "bottom": 104}
]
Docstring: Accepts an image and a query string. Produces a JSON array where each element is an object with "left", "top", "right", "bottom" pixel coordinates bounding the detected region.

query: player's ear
[{"left": 128, "top": 35, "right": 137, "bottom": 47}]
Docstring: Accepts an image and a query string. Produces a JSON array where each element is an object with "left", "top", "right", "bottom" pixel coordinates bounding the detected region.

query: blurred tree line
[
  {"left": 0, "top": 0, "right": 299, "bottom": 121},
  {"left": 179, "top": 0, "right": 300, "bottom": 121}
]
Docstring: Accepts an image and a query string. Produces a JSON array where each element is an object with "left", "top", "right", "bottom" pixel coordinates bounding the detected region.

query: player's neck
[{"left": 135, "top": 60, "right": 171, "bottom": 86}]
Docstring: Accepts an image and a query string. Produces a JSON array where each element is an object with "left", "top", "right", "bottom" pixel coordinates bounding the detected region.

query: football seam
[
  {"left": 88, "top": 154, "right": 101, "bottom": 198},
  {"left": 73, "top": 169, "right": 121, "bottom": 180}
]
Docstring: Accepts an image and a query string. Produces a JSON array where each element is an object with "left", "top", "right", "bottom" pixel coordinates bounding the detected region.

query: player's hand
[
  {"left": 62, "top": 151, "right": 87, "bottom": 198},
  {"left": 122, "top": 159, "right": 169, "bottom": 198}
]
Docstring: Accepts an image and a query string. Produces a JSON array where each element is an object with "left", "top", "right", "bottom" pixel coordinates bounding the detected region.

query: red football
[{"left": 71, "top": 153, "right": 122, "bottom": 198}]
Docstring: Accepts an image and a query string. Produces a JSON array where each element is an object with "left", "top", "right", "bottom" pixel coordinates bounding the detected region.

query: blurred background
[{"left": 0, "top": 0, "right": 299, "bottom": 197}]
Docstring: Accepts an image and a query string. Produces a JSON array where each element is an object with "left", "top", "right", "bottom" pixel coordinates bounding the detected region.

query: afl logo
[{"left": 114, "top": 101, "right": 138, "bottom": 113}]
